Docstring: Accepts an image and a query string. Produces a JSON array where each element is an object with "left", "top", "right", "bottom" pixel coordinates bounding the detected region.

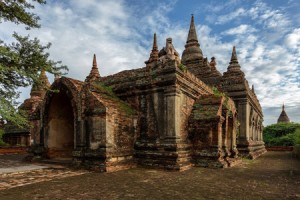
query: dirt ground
[{"left": 0, "top": 151, "right": 299, "bottom": 200}]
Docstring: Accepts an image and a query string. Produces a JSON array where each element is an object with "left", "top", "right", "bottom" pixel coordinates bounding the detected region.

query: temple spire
[
  {"left": 277, "top": 103, "right": 290, "bottom": 123},
  {"left": 40, "top": 69, "right": 50, "bottom": 87},
  {"left": 93, "top": 53, "right": 97, "bottom": 68},
  {"left": 209, "top": 57, "right": 217, "bottom": 70},
  {"left": 228, "top": 46, "right": 241, "bottom": 71},
  {"left": 30, "top": 69, "right": 50, "bottom": 97},
  {"left": 86, "top": 54, "right": 100, "bottom": 82},
  {"left": 152, "top": 32, "right": 158, "bottom": 52},
  {"left": 145, "top": 33, "right": 159, "bottom": 65},
  {"left": 230, "top": 46, "right": 238, "bottom": 64},
  {"left": 187, "top": 14, "right": 199, "bottom": 44},
  {"left": 182, "top": 15, "right": 203, "bottom": 64}
]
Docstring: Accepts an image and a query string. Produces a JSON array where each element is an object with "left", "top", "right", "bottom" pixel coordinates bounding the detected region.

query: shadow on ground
[{"left": 0, "top": 151, "right": 299, "bottom": 200}]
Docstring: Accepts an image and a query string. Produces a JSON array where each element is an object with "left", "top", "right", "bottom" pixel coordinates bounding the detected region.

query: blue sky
[{"left": 1, "top": 0, "right": 299, "bottom": 125}]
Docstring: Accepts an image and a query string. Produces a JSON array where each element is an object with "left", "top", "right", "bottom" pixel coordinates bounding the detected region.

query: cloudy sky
[{"left": 1, "top": 0, "right": 300, "bottom": 125}]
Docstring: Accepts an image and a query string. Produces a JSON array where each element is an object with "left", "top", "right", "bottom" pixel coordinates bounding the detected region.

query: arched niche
[
  {"left": 46, "top": 90, "right": 75, "bottom": 158},
  {"left": 41, "top": 78, "right": 81, "bottom": 159}
]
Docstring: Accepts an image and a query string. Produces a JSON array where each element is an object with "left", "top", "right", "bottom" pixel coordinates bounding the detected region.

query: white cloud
[
  {"left": 30, "top": 0, "right": 148, "bottom": 79},
  {"left": 1, "top": 0, "right": 180, "bottom": 103},
  {"left": 216, "top": 8, "right": 247, "bottom": 24},
  {"left": 222, "top": 24, "right": 257, "bottom": 35},
  {"left": 285, "top": 28, "right": 300, "bottom": 49},
  {"left": 215, "top": 1, "right": 290, "bottom": 32},
  {"left": 1, "top": 0, "right": 299, "bottom": 126},
  {"left": 248, "top": 1, "right": 290, "bottom": 30},
  {"left": 189, "top": 16, "right": 298, "bottom": 126},
  {"left": 205, "top": 1, "right": 298, "bottom": 123}
]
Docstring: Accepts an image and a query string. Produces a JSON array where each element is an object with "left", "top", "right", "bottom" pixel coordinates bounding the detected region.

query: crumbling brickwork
[
  {"left": 24, "top": 15, "right": 265, "bottom": 171},
  {"left": 182, "top": 16, "right": 266, "bottom": 159}
]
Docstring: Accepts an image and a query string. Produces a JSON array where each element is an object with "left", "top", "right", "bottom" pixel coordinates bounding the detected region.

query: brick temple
[
  {"left": 277, "top": 104, "right": 290, "bottom": 123},
  {"left": 10, "top": 16, "right": 266, "bottom": 171}
]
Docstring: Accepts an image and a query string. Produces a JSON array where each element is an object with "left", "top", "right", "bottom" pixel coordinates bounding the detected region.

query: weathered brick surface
[
  {"left": 0, "top": 147, "right": 28, "bottom": 155},
  {"left": 0, "top": 168, "right": 88, "bottom": 191},
  {"left": 220, "top": 47, "right": 266, "bottom": 158},
  {"left": 266, "top": 146, "right": 293, "bottom": 151},
  {"left": 23, "top": 16, "right": 265, "bottom": 172}
]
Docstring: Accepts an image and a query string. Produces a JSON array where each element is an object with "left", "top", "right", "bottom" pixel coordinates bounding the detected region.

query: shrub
[
  {"left": 267, "top": 133, "right": 294, "bottom": 146},
  {"left": 178, "top": 63, "right": 187, "bottom": 72},
  {"left": 293, "top": 129, "right": 300, "bottom": 148},
  {"left": 0, "top": 129, "right": 7, "bottom": 146},
  {"left": 292, "top": 129, "right": 300, "bottom": 158},
  {"left": 263, "top": 123, "right": 300, "bottom": 146},
  {"left": 264, "top": 123, "right": 300, "bottom": 138}
]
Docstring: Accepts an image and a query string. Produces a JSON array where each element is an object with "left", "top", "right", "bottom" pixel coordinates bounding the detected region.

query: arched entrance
[{"left": 46, "top": 90, "right": 74, "bottom": 158}]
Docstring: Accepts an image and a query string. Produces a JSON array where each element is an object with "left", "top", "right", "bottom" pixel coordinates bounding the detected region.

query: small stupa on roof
[
  {"left": 85, "top": 54, "right": 100, "bottom": 82},
  {"left": 277, "top": 104, "right": 290, "bottom": 123}
]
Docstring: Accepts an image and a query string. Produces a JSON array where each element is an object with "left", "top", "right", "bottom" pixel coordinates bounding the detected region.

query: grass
[
  {"left": 93, "top": 82, "right": 136, "bottom": 116},
  {"left": 178, "top": 63, "right": 187, "bottom": 72}
]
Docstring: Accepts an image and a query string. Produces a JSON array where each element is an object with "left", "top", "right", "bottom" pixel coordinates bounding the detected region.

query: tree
[
  {"left": 294, "top": 129, "right": 300, "bottom": 155},
  {"left": 0, "top": 0, "right": 67, "bottom": 127},
  {"left": 263, "top": 123, "right": 300, "bottom": 146}
]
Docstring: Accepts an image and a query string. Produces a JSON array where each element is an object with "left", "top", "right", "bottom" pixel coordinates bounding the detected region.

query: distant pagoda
[{"left": 277, "top": 104, "right": 290, "bottom": 123}]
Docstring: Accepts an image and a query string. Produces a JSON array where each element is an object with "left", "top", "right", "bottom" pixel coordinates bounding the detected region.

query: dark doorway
[{"left": 46, "top": 91, "right": 74, "bottom": 158}]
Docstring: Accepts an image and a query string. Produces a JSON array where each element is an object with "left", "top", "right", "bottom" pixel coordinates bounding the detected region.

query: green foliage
[
  {"left": 93, "top": 82, "right": 116, "bottom": 98},
  {"left": 93, "top": 82, "right": 136, "bottom": 116},
  {"left": 151, "top": 71, "right": 157, "bottom": 79},
  {"left": 263, "top": 123, "right": 300, "bottom": 147},
  {"left": 0, "top": 0, "right": 68, "bottom": 127},
  {"left": 264, "top": 123, "right": 300, "bottom": 138},
  {"left": 178, "top": 63, "right": 187, "bottom": 72},
  {"left": 0, "top": 0, "right": 46, "bottom": 29},
  {"left": 293, "top": 129, "right": 300, "bottom": 149},
  {"left": 211, "top": 86, "right": 231, "bottom": 111},
  {"left": 212, "top": 87, "right": 225, "bottom": 97},
  {"left": 119, "top": 103, "right": 136, "bottom": 116},
  {"left": 267, "top": 133, "right": 295, "bottom": 146},
  {"left": 0, "top": 99, "right": 28, "bottom": 128},
  {"left": 0, "top": 129, "right": 7, "bottom": 146}
]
